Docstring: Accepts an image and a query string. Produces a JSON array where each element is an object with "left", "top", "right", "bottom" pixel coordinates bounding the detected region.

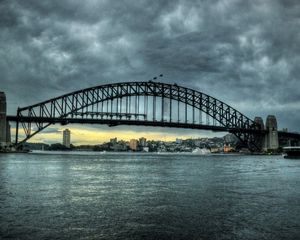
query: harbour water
[{"left": 0, "top": 152, "right": 299, "bottom": 239}]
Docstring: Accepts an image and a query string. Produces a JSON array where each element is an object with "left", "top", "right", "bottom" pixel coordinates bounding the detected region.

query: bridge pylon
[
  {"left": 264, "top": 115, "right": 279, "bottom": 150},
  {"left": 0, "top": 92, "right": 7, "bottom": 147}
]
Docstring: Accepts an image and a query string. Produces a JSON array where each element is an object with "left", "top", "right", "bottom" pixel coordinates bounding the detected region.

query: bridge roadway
[
  {"left": 7, "top": 115, "right": 266, "bottom": 134},
  {"left": 7, "top": 115, "right": 300, "bottom": 140}
]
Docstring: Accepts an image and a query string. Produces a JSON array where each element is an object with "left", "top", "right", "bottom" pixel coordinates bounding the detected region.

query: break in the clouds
[{"left": 1, "top": 0, "right": 300, "bottom": 135}]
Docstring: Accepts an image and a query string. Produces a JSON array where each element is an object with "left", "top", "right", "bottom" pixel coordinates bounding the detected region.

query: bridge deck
[{"left": 7, "top": 115, "right": 266, "bottom": 134}]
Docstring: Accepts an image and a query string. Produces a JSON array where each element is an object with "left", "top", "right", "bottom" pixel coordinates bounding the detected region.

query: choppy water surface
[{"left": 0, "top": 152, "right": 299, "bottom": 240}]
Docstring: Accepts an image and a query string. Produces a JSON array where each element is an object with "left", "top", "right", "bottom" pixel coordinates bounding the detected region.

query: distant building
[
  {"left": 176, "top": 138, "right": 183, "bottom": 144},
  {"left": 224, "top": 144, "right": 234, "bottom": 153},
  {"left": 139, "top": 137, "right": 147, "bottom": 147},
  {"left": 129, "top": 139, "right": 138, "bottom": 151},
  {"left": 112, "top": 144, "right": 126, "bottom": 151},
  {"left": 210, "top": 147, "right": 222, "bottom": 153},
  {"left": 63, "top": 129, "right": 71, "bottom": 148},
  {"left": 110, "top": 137, "right": 117, "bottom": 145},
  {"left": 142, "top": 147, "right": 149, "bottom": 152}
]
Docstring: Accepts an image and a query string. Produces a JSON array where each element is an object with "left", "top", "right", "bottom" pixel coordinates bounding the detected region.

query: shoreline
[{"left": 1, "top": 149, "right": 282, "bottom": 156}]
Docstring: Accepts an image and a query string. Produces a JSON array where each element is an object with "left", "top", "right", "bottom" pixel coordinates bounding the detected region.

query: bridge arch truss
[{"left": 14, "top": 81, "right": 262, "bottom": 150}]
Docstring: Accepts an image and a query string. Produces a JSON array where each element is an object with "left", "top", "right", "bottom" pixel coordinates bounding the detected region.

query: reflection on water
[{"left": 0, "top": 153, "right": 299, "bottom": 239}]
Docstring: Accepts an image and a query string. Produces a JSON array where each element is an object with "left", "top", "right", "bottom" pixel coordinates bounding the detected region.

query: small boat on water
[{"left": 283, "top": 146, "right": 300, "bottom": 159}]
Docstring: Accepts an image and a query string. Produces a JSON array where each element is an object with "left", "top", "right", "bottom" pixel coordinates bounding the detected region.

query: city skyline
[
  {"left": 26, "top": 133, "right": 233, "bottom": 153},
  {"left": 31, "top": 125, "right": 226, "bottom": 145}
]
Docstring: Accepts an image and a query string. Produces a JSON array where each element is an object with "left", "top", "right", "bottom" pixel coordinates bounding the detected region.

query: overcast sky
[{"left": 1, "top": 0, "right": 300, "bottom": 142}]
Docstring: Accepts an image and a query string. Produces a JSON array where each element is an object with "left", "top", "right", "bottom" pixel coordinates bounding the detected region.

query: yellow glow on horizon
[{"left": 9, "top": 125, "right": 224, "bottom": 145}]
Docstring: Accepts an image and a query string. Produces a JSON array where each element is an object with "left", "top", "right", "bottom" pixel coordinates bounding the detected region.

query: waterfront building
[
  {"left": 63, "top": 129, "right": 71, "bottom": 148},
  {"left": 142, "top": 147, "right": 149, "bottom": 152},
  {"left": 112, "top": 143, "right": 127, "bottom": 151},
  {"left": 139, "top": 137, "right": 147, "bottom": 147},
  {"left": 223, "top": 144, "right": 234, "bottom": 153},
  {"left": 110, "top": 137, "right": 117, "bottom": 145},
  {"left": 129, "top": 139, "right": 138, "bottom": 151},
  {"left": 210, "top": 146, "right": 223, "bottom": 153}
]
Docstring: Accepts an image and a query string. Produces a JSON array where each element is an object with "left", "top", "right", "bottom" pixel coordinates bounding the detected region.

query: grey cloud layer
[{"left": 0, "top": 0, "right": 299, "bottom": 131}]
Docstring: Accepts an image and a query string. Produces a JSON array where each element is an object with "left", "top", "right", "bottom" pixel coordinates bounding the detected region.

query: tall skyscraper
[{"left": 63, "top": 129, "right": 71, "bottom": 148}]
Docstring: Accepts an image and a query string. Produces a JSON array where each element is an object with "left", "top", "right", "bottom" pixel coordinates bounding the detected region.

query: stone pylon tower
[
  {"left": 0, "top": 92, "right": 7, "bottom": 146},
  {"left": 265, "top": 115, "right": 279, "bottom": 150}
]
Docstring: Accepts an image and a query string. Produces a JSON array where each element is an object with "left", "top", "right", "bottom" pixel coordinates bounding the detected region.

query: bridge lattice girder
[{"left": 15, "top": 81, "right": 261, "bottom": 149}]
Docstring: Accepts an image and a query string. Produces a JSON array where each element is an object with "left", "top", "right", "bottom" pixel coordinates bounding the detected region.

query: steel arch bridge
[{"left": 10, "top": 81, "right": 265, "bottom": 150}]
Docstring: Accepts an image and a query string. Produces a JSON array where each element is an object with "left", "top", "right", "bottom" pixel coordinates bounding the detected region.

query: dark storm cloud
[{"left": 0, "top": 0, "right": 300, "bottom": 131}]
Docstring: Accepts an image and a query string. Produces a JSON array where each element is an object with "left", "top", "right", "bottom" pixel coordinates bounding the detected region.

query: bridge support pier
[
  {"left": 252, "top": 115, "right": 279, "bottom": 152},
  {"left": 15, "top": 119, "right": 19, "bottom": 145},
  {"left": 0, "top": 92, "right": 7, "bottom": 147},
  {"left": 6, "top": 122, "right": 11, "bottom": 144},
  {"left": 264, "top": 115, "right": 279, "bottom": 151}
]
